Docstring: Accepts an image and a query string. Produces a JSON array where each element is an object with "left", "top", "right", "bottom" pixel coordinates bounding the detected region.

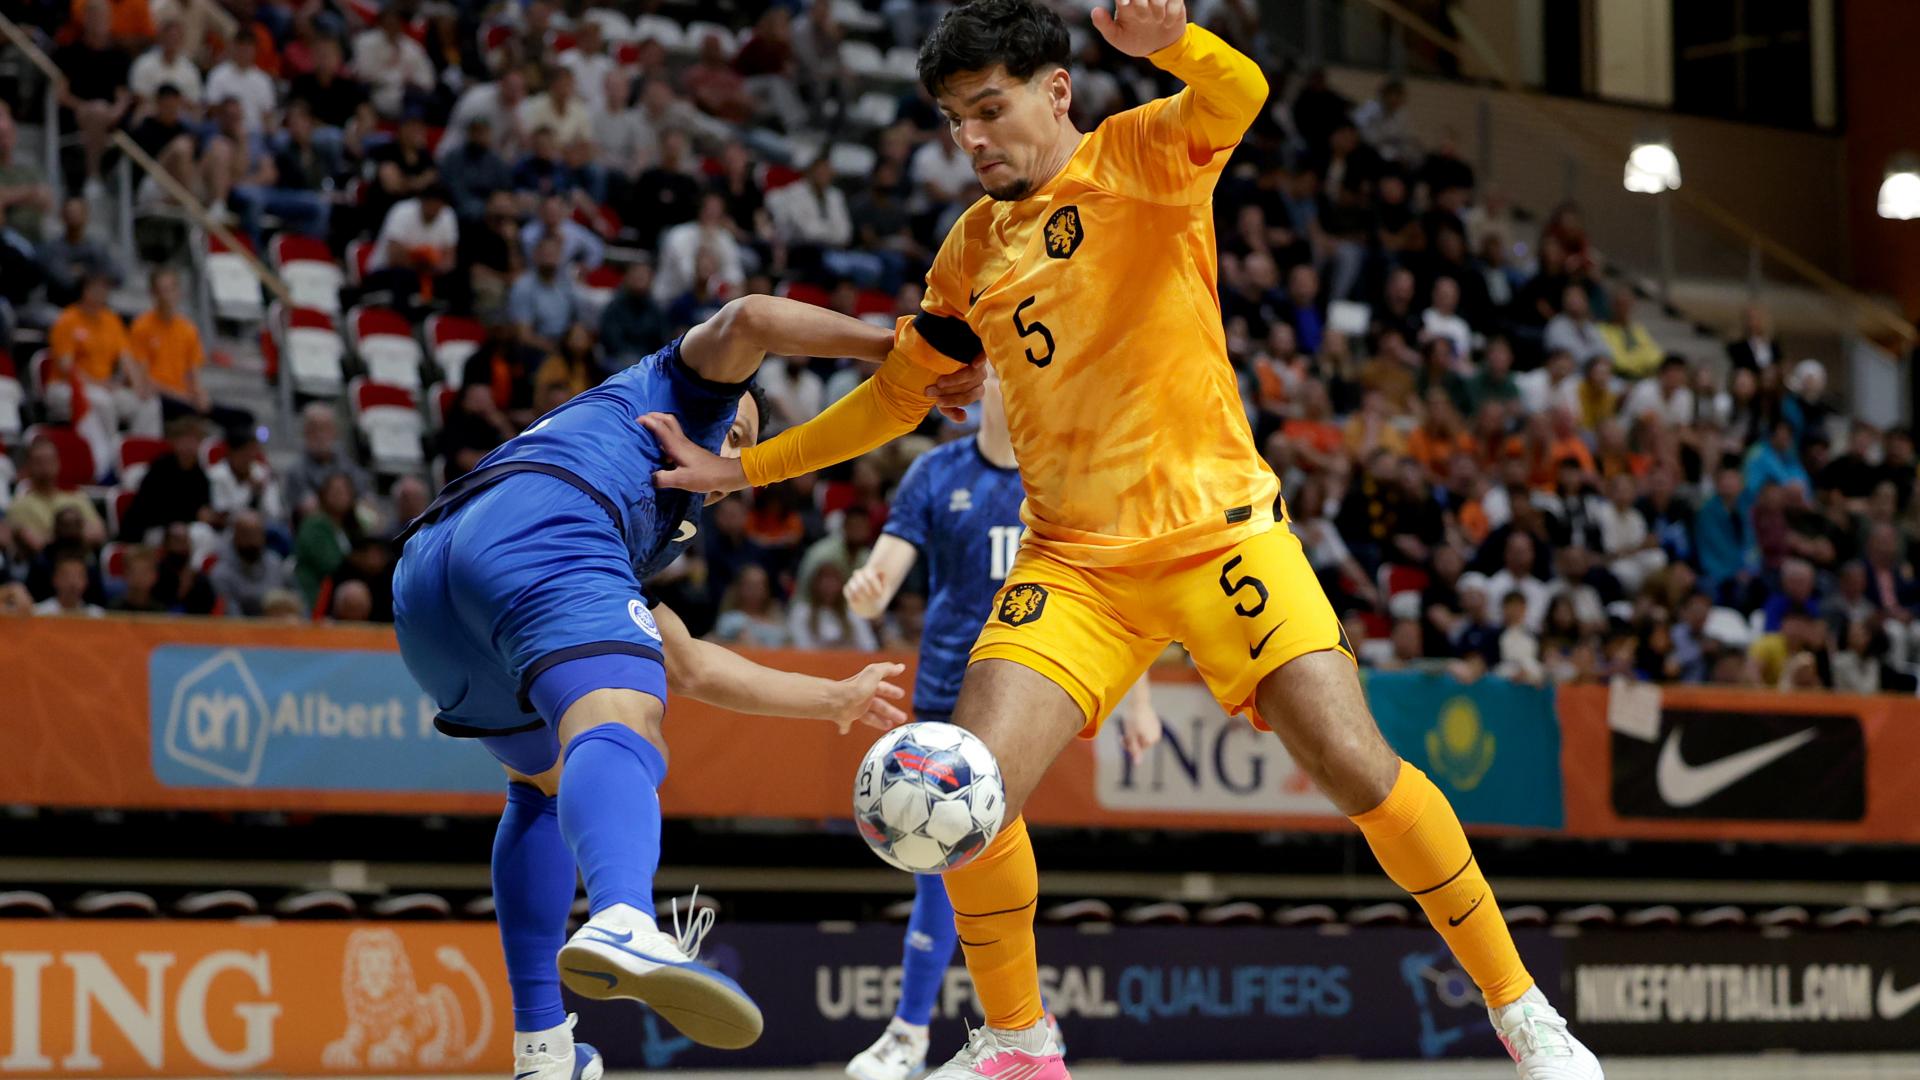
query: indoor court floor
[{"left": 325, "top": 1060, "right": 1920, "bottom": 1080}]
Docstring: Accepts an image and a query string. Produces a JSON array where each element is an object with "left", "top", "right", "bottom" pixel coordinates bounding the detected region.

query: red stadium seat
[
  {"left": 854, "top": 289, "right": 895, "bottom": 317},
  {"left": 100, "top": 541, "right": 129, "bottom": 584},
  {"left": 118, "top": 435, "right": 169, "bottom": 475},
  {"left": 354, "top": 379, "right": 417, "bottom": 414},
  {"left": 22, "top": 425, "right": 96, "bottom": 489},
  {"left": 426, "top": 314, "right": 484, "bottom": 385},
  {"left": 346, "top": 239, "right": 374, "bottom": 285},
  {"left": 615, "top": 41, "right": 641, "bottom": 65},
  {"left": 270, "top": 234, "right": 333, "bottom": 268},
  {"left": 781, "top": 281, "right": 833, "bottom": 308},
  {"left": 201, "top": 436, "right": 227, "bottom": 468},
  {"left": 110, "top": 490, "right": 135, "bottom": 535}
]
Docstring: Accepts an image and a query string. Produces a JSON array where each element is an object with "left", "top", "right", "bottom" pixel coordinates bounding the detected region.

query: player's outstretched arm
[
  {"left": 654, "top": 602, "right": 909, "bottom": 732},
  {"left": 843, "top": 534, "right": 920, "bottom": 620},
  {"left": 1095, "top": 0, "right": 1267, "bottom": 187},
  {"left": 681, "top": 294, "right": 897, "bottom": 385}
]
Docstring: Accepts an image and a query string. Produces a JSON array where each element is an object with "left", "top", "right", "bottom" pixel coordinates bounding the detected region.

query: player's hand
[
  {"left": 832, "top": 662, "right": 909, "bottom": 734},
  {"left": 1120, "top": 702, "right": 1163, "bottom": 765},
  {"left": 844, "top": 565, "right": 891, "bottom": 620},
  {"left": 639, "top": 412, "right": 750, "bottom": 500},
  {"left": 927, "top": 358, "right": 988, "bottom": 423},
  {"left": 1091, "top": 0, "right": 1187, "bottom": 58}
]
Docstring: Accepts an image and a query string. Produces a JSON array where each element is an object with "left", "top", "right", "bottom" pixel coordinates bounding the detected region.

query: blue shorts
[{"left": 392, "top": 471, "right": 668, "bottom": 775}]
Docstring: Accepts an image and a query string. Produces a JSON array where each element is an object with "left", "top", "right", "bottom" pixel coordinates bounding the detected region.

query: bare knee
[
  {"left": 556, "top": 688, "right": 669, "bottom": 764},
  {"left": 1255, "top": 652, "right": 1401, "bottom": 815},
  {"left": 953, "top": 658, "right": 1087, "bottom": 821}
]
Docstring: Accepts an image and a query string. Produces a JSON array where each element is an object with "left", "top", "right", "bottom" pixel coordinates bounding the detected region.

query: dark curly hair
[{"left": 917, "top": 0, "right": 1073, "bottom": 98}]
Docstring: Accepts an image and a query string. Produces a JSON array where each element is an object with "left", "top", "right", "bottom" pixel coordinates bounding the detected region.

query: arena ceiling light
[
  {"left": 1624, "top": 141, "right": 1682, "bottom": 194},
  {"left": 1879, "top": 153, "right": 1920, "bottom": 220}
]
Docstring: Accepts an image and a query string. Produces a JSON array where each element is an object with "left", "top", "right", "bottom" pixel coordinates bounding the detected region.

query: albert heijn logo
[{"left": 161, "top": 649, "right": 272, "bottom": 786}]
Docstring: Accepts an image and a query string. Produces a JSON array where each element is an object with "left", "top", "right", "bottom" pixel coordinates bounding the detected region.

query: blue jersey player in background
[
  {"left": 393, "top": 295, "right": 984, "bottom": 1080},
  {"left": 838, "top": 369, "right": 1161, "bottom": 1080}
]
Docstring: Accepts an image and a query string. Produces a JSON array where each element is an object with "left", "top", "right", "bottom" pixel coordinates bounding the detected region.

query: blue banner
[
  {"left": 568, "top": 923, "right": 1563, "bottom": 1067},
  {"left": 149, "top": 645, "right": 500, "bottom": 792},
  {"left": 1365, "top": 671, "right": 1565, "bottom": 829}
]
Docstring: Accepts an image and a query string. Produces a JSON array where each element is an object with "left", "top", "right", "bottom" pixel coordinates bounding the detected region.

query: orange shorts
[{"left": 969, "top": 521, "right": 1354, "bottom": 735}]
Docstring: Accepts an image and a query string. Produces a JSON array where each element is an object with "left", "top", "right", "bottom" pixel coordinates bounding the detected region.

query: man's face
[
  {"left": 315, "top": 39, "right": 341, "bottom": 75},
  {"left": 155, "top": 91, "right": 183, "bottom": 124},
  {"left": 1563, "top": 287, "right": 1590, "bottom": 320},
  {"left": 1386, "top": 270, "right": 1413, "bottom": 307},
  {"left": 53, "top": 560, "right": 87, "bottom": 602},
  {"left": 937, "top": 64, "right": 1070, "bottom": 202},
  {"left": 535, "top": 238, "right": 562, "bottom": 274},
  {"left": 159, "top": 20, "right": 183, "bottom": 54},
  {"left": 234, "top": 516, "right": 265, "bottom": 559},
  {"left": 1432, "top": 278, "right": 1457, "bottom": 313},
  {"left": 27, "top": 442, "right": 58, "bottom": 485}
]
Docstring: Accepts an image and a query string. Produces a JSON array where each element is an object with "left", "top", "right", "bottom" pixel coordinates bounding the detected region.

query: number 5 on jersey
[{"left": 1013, "top": 296, "right": 1054, "bottom": 368}]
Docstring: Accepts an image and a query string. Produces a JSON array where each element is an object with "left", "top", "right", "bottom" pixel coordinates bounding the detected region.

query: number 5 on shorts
[{"left": 1219, "top": 555, "right": 1269, "bottom": 618}]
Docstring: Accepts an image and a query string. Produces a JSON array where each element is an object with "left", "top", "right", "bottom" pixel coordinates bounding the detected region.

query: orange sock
[
  {"left": 1350, "top": 760, "right": 1534, "bottom": 1008},
  {"left": 942, "top": 816, "right": 1044, "bottom": 1030}
]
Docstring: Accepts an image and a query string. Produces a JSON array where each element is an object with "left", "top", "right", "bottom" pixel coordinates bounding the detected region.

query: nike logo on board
[{"left": 1654, "top": 726, "right": 1818, "bottom": 808}]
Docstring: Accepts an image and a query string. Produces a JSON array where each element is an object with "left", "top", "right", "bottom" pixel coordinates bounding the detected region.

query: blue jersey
[
  {"left": 468, "top": 338, "right": 740, "bottom": 580},
  {"left": 883, "top": 438, "right": 1025, "bottom": 716}
]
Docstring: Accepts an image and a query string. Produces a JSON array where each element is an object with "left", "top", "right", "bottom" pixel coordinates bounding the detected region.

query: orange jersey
[
  {"left": 128, "top": 310, "right": 203, "bottom": 396},
  {"left": 745, "top": 25, "right": 1272, "bottom": 566}
]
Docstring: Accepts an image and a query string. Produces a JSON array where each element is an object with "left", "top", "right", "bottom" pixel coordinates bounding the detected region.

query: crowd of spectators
[{"left": 1, "top": 0, "right": 1914, "bottom": 696}]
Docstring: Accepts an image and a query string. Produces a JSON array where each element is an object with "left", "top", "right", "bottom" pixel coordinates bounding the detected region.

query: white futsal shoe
[
  {"left": 846, "top": 1017, "right": 931, "bottom": 1080},
  {"left": 1489, "top": 986, "right": 1604, "bottom": 1079},
  {"left": 924, "top": 1021, "right": 1069, "bottom": 1080},
  {"left": 511, "top": 1014, "right": 602, "bottom": 1080},
  {"left": 557, "top": 894, "right": 764, "bottom": 1049}
]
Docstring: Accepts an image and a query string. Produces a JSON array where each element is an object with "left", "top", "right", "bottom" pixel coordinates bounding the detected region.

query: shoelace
[
  {"left": 1503, "top": 1003, "right": 1573, "bottom": 1059},
  {"left": 671, "top": 886, "right": 716, "bottom": 960}
]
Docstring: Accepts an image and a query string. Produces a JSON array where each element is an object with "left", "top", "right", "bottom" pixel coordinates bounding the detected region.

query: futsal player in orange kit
[{"left": 643, "top": 0, "right": 1603, "bottom": 1075}]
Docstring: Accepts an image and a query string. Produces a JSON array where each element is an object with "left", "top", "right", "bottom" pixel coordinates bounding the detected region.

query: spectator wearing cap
[
  {"left": 599, "top": 261, "right": 670, "bottom": 370},
  {"left": 209, "top": 429, "right": 287, "bottom": 529},
  {"left": 507, "top": 233, "right": 583, "bottom": 353},
  {"left": 519, "top": 66, "right": 593, "bottom": 149},
  {"left": 283, "top": 402, "right": 371, "bottom": 520},
  {"left": 520, "top": 193, "right": 604, "bottom": 271},
  {"left": 286, "top": 37, "right": 374, "bottom": 159},
  {"left": 54, "top": 2, "right": 133, "bottom": 195},
  {"left": 7, "top": 436, "right": 107, "bottom": 556},
  {"left": 129, "top": 17, "right": 202, "bottom": 107},
  {"left": 33, "top": 550, "right": 104, "bottom": 618},
  {"left": 366, "top": 183, "right": 459, "bottom": 307},
  {"left": 1599, "top": 286, "right": 1664, "bottom": 378},
  {"left": 354, "top": 7, "right": 436, "bottom": 118},
  {"left": 210, "top": 509, "right": 292, "bottom": 616},
  {"left": 50, "top": 272, "right": 162, "bottom": 473},
  {"left": 39, "top": 196, "right": 120, "bottom": 307},
  {"left": 120, "top": 416, "right": 216, "bottom": 542},
  {"left": 206, "top": 32, "right": 277, "bottom": 137},
  {"left": 440, "top": 117, "right": 514, "bottom": 223}
]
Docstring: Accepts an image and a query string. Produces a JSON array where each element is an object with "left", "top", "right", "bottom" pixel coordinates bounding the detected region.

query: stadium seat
[
  {"left": 100, "top": 541, "right": 129, "bottom": 586},
  {"left": 0, "top": 891, "right": 55, "bottom": 917},
  {"left": 350, "top": 378, "right": 426, "bottom": 474},
  {"left": 27, "top": 349, "right": 55, "bottom": 406},
  {"left": 1346, "top": 902, "right": 1413, "bottom": 927},
  {"left": 632, "top": 14, "right": 685, "bottom": 50},
  {"left": 276, "top": 889, "right": 358, "bottom": 918},
  {"left": 829, "top": 142, "right": 878, "bottom": 179},
  {"left": 271, "top": 234, "right": 344, "bottom": 314},
  {"left": 582, "top": 9, "right": 634, "bottom": 41},
  {"left": 371, "top": 893, "right": 452, "bottom": 920},
  {"left": 850, "top": 92, "right": 898, "bottom": 129},
  {"left": 205, "top": 232, "right": 267, "bottom": 323},
  {"left": 780, "top": 281, "right": 834, "bottom": 308},
  {"left": 1042, "top": 899, "right": 1114, "bottom": 925},
  {"left": 1755, "top": 905, "right": 1810, "bottom": 930},
  {"left": 1502, "top": 904, "right": 1550, "bottom": 928},
  {"left": 1197, "top": 901, "right": 1266, "bottom": 927},
  {"left": 1121, "top": 901, "right": 1190, "bottom": 926},
  {"left": 1815, "top": 906, "right": 1873, "bottom": 930},
  {"left": 1687, "top": 905, "right": 1749, "bottom": 929},
  {"left": 1621, "top": 904, "right": 1681, "bottom": 929},
  {"left": 426, "top": 314, "right": 484, "bottom": 386},
  {"left": 1555, "top": 903, "right": 1617, "bottom": 928},
  {"left": 462, "top": 895, "right": 497, "bottom": 919},
  {"left": 72, "top": 890, "right": 159, "bottom": 918},
  {"left": 884, "top": 46, "right": 920, "bottom": 81},
  {"left": 1879, "top": 906, "right": 1920, "bottom": 928},
  {"left": 842, "top": 42, "right": 885, "bottom": 81},
  {"left": 576, "top": 264, "right": 623, "bottom": 319},
  {"left": 0, "top": 373, "right": 22, "bottom": 443},
  {"left": 1272, "top": 903, "right": 1339, "bottom": 927},
  {"left": 349, "top": 305, "right": 426, "bottom": 391},
  {"left": 280, "top": 305, "right": 347, "bottom": 398},
  {"left": 201, "top": 435, "right": 228, "bottom": 468},
  {"left": 427, "top": 381, "right": 453, "bottom": 429},
  {"left": 118, "top": 435, "right": 169, "bottom": 476},
  {"left": 21, "top": 425, "right": 96, "bottom": 489},
  {"left": 345, "top": 238, "right": 374, "bottom": 286},
  {"left": 109, "top": 490, "right": 135, "bottom": 537},
  {"left": 683, "top": 21, "right": 734, "bottom": 55},
  {"left": 175, "top": 890, "right": 260, "bottom": 918}
]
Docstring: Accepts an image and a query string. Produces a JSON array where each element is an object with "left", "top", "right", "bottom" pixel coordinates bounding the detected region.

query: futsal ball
[{"left": 853, "top": 722, "right": 1006, "bottom": 874}]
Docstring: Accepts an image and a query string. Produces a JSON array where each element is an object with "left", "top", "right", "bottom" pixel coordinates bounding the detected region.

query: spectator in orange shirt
[
  {"left": 1407, "top": 387, "right": 1475, "bottom": 481},
  {"left": 47, "top": 272, "right": 161, "bottom": 476},
  {"left": 1279, "top": 380, "right": 1345, "bottom": 475},
  {"left": 128, "top": 266, "right": 206, "bottom": 416},
  {"left": 68, "top": 0, "right": 153, "bottom": 49}
]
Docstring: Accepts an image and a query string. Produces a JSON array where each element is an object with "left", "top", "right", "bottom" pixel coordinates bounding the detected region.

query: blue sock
[
  {"left": 897, "top": 873, "right": 958, "bottom": 1026},
  {"left": 559, "top": 724, "right": 665, "bottom": 918},
  {"left": 493, "top": 782, "right": 575, "bottom": 1033}
]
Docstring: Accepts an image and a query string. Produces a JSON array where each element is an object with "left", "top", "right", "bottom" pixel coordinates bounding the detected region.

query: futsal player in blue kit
[
  {"left": 838, "top": 369, "right": 1161, "bottom": 1080},
  {"left": 392, "top": 294, "right": 984, "bottom": 1080}
]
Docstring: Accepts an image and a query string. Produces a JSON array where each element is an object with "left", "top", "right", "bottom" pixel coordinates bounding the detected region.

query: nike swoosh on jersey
[
  {"left": 969, "top": 287, "right": 984, "bottom": 306},
  {"left": 1879, "top": 973, "right": 1920, "bottom": 1020},
  {"left": 1448, "top": 894, "right": 1485, "bottom": 927},
  {"left": 1248, "top": 620, "right": 1288, "bottom": 659},
  {"left": 1654, "top": 726, "right": 1819, "bottom": 808}
]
